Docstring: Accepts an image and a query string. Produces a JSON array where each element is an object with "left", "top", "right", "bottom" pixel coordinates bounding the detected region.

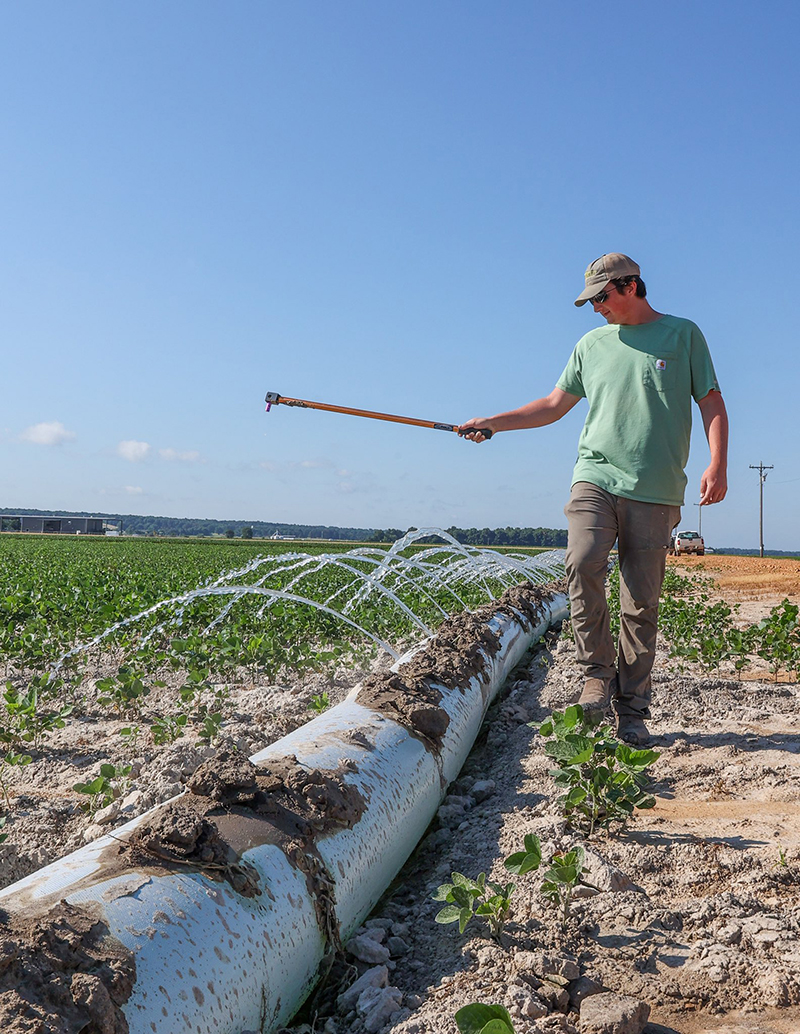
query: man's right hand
[{"left": 458, "top": 418, "right": 494, "bottom": 442}]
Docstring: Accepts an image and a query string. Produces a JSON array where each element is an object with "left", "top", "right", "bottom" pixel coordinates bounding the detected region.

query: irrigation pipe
[{"left": 0, "top": 588, "right": 568, "bottom": 1034}]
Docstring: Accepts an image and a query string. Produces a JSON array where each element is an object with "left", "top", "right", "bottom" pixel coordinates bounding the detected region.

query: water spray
[{"left": 264, "top": 391, "right": 493, "bottom": 438}]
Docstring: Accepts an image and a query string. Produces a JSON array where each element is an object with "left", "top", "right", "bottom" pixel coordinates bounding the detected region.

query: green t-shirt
[{"left": 555, "top": 314, "right": 720, "bottom": 506}]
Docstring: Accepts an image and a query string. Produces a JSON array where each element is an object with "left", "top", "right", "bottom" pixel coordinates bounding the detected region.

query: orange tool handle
[{"left": 264, "top": 392, "right": 493, "bottom": 438}]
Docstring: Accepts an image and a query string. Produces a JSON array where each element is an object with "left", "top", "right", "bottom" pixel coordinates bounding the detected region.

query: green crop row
[
  {"left": 0, "top": 537, "right": 349, "bottom": 671},
  {"left": 1, "top": 534, "right": 557, "bottom": 693},
  {"left": 605, "top": 567, "right": 800, "bottom": 679}
]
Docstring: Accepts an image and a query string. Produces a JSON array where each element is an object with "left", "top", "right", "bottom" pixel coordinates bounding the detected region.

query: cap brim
[{"left": 574, "top": 278, "right": 611, "bottom": 307}]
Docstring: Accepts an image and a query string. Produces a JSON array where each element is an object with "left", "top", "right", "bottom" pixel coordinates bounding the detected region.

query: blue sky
[{"left": 2, "top": 1, "right": 798, "bottom": 548}]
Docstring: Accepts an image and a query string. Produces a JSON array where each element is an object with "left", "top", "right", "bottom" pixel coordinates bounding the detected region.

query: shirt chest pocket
[{"left": 642, "top": 352, "right": 679, "bottom": 394}]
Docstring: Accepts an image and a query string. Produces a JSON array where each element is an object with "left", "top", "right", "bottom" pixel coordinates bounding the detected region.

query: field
[
  {"left": 0, "top": 535, "right": 384, "bottom": 679},
  {"left": 0, "top": 534, "right": 555, "bottom": 678},
  {"left": 0, "top": 532, "right": 561, "bottom": 886},
  {"left": 670, "top": 553, "right": 800, "bottom": 607},
  {"left": 2, "top": 542, "right": 800, "bottom": 1034}
]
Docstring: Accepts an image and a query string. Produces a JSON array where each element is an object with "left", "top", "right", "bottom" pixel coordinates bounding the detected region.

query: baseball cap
[{"left": 574, "top": 253, "right": 640, "bottom": 306}]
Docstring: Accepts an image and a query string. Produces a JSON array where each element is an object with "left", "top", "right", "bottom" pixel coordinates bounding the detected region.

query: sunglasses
[{"left": 590, "top": 284, "right": 618, "bottom": 305}]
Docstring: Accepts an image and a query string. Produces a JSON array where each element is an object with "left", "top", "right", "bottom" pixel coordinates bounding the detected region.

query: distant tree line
[
  {"left": 1, "top": 508, "right": 567, "bottom": 546},
  {"left": 713, "top": 547, "right": 799, "bottom": 557},
  {"left": 368, "top": 526, "right": 568, "bottom": 547},
  {"left": 117, "top": 515, "right": 374, "bottom": 539},
  {"left": 0, "top": 508, "right": 373, "bottom": 541},
  {"left": 3, "top": 508, "right": 793, "bottom": 553}
]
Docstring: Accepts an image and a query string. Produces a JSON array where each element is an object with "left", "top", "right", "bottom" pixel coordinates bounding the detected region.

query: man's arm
[
  {"left": 697, "top": 389, "right": 728, "bottom": 504},
  {"left": 459, "top": 388, "right": 581, "bottom": 442}
]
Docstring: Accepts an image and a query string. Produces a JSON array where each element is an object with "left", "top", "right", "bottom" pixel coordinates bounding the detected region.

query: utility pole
[
  {"left": 693, "top": 502, "right": 702, "bottom": 538},
  {"left": 749, "top": 462, "right": 774, "bottom": 558}
]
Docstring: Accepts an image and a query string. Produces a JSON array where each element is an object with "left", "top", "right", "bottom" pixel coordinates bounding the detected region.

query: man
[{"left": 460, "top": 253, "right": 728, "bottom": 744}]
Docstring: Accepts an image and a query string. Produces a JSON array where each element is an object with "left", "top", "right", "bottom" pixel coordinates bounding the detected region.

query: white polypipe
[{"left": 0, "top": 591, "right": 568, "bottom": 1034}]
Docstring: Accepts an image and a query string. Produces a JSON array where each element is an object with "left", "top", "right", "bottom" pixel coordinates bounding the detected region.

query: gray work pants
[{"left": 564, "top": 482, "right": 680, "bottom": 716}]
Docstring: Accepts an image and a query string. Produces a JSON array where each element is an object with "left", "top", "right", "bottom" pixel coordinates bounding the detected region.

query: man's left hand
[{"left": 700, "top": 465, "right": 727, "bottom": 505}]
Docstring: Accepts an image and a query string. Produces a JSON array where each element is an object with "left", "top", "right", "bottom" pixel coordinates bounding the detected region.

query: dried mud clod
[
  {"left": 126, "top": 752, "right": 365, "bottom": 939},
  {"left": 125, "top": 795, "right": 262, "bottom": 898},
  {"left": 0, "top": 901, "right": 135, "bottom": 1034},
  {"left": 185, "top": 750, "right": 260, "bottom": 805},
  {"left": 245, "top": 755, "right": 366, "bottom": 836},
  {"left": 232, "top": 754, "right": 366, "bottom": 948},
  {"left": 495, "top": 579, "right": 564, "bottom": 627},
  {"left": 356, "top": 581, "right": 563, "bottom": 751},
  {"left": 356, "top": 671, "right": 449, "bottom": 749}
]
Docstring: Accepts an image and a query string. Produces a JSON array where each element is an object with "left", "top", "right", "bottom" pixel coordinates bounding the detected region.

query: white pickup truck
[{"left": 670, "top": 530, "right": 705, "bottom": 556}]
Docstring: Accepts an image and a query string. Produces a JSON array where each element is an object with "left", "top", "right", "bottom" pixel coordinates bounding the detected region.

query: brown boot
[
  {"left": 616, "top": 713, "right": 650, "bottom": 746},
  {"left": 577, "top": 677, "right": 612, "bottom": 717}
]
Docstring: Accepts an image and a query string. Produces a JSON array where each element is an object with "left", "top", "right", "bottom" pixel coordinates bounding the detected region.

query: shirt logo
[{"left": 656, "top": 359, "right": 667, "bottom": 371}]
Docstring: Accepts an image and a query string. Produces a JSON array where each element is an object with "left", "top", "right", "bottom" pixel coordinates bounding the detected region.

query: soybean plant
[
  {"left": 96, "top": 668, "right": 154, "bottom": 716},
  {"left": 2, "top": 679, "right": 72, "bottom": 749},
  {"left": 432, "top": 872, "right": 516, "bottom": 939},
  {"left": 537, "top": 705, "right": 660, "bottom": 836},
  {"left": 753, "top": 600, "right": 800, "bottom": 680},
  {"left": 73, "top": 762, "right": 132, "bottom": 813},
  {"left": 0, "top": 750, "right": 33, "bottom": 806},
  {"left": 119, "top": 724, "right": 142, "bottom": 751},
  {"left": 504, "top": 833, "right": 542, "bottom": 876},
  {"left": 308, "top": 691, "right": 330, "bottom": 713},
  {"left": 150, "top": 712, "right": 189, "bottom": 745},
  {"left": 455, "top": 1003, "right": 516, "bottom": 1034},
  {"left": 180, "top": 675, "right": 229, "bottom": 744},
  {"left": 540, "top": 846, "right": 595, "bottom": 928}
]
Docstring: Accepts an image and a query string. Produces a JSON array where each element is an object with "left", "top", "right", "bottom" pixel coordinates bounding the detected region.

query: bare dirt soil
[
  {"left": 2, "top": 555, "right": 800, "bottom": 1034},
  {"left": 669, "top": 553, "right": 800, "bottom": 611}
]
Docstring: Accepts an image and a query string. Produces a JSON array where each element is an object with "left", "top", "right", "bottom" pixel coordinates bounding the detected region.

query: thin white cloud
[
  {"left": 300, "top": 459, "right": 325, "bottom": 469},
  {"left": 117, "top": 440, "right": 151, "bottom": 462},
  {"left": 20, "top": 421, "right": 76, "bottom": 446},
  {"left": 159, "top": 447, "right": 201, "bottom": 463},
  {"left": 125, "top": 485, "right": 144, "bottom": 495}
]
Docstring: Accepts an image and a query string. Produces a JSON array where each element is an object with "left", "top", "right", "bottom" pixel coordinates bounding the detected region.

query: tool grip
[{"left": 458, "top": 426, "right": 493, "bottom": 441}]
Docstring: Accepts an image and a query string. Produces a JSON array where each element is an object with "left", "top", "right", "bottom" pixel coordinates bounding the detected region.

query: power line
[{"left": 749, "top": 462, "right": 774, "bottom": 558}]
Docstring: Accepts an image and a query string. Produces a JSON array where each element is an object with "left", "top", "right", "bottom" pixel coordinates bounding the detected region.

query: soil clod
[{"left": 0, "top": 901, "right": 135, "bottom": 1034}]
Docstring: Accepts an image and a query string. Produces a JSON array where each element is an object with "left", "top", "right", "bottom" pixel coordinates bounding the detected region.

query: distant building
[{"left": 0, "top": 515, "right": 118, "bottom": 535}]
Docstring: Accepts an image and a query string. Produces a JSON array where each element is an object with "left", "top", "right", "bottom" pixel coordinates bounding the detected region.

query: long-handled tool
[{"left": 264, "top": 391, "right": 493, "bottom": 438}]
